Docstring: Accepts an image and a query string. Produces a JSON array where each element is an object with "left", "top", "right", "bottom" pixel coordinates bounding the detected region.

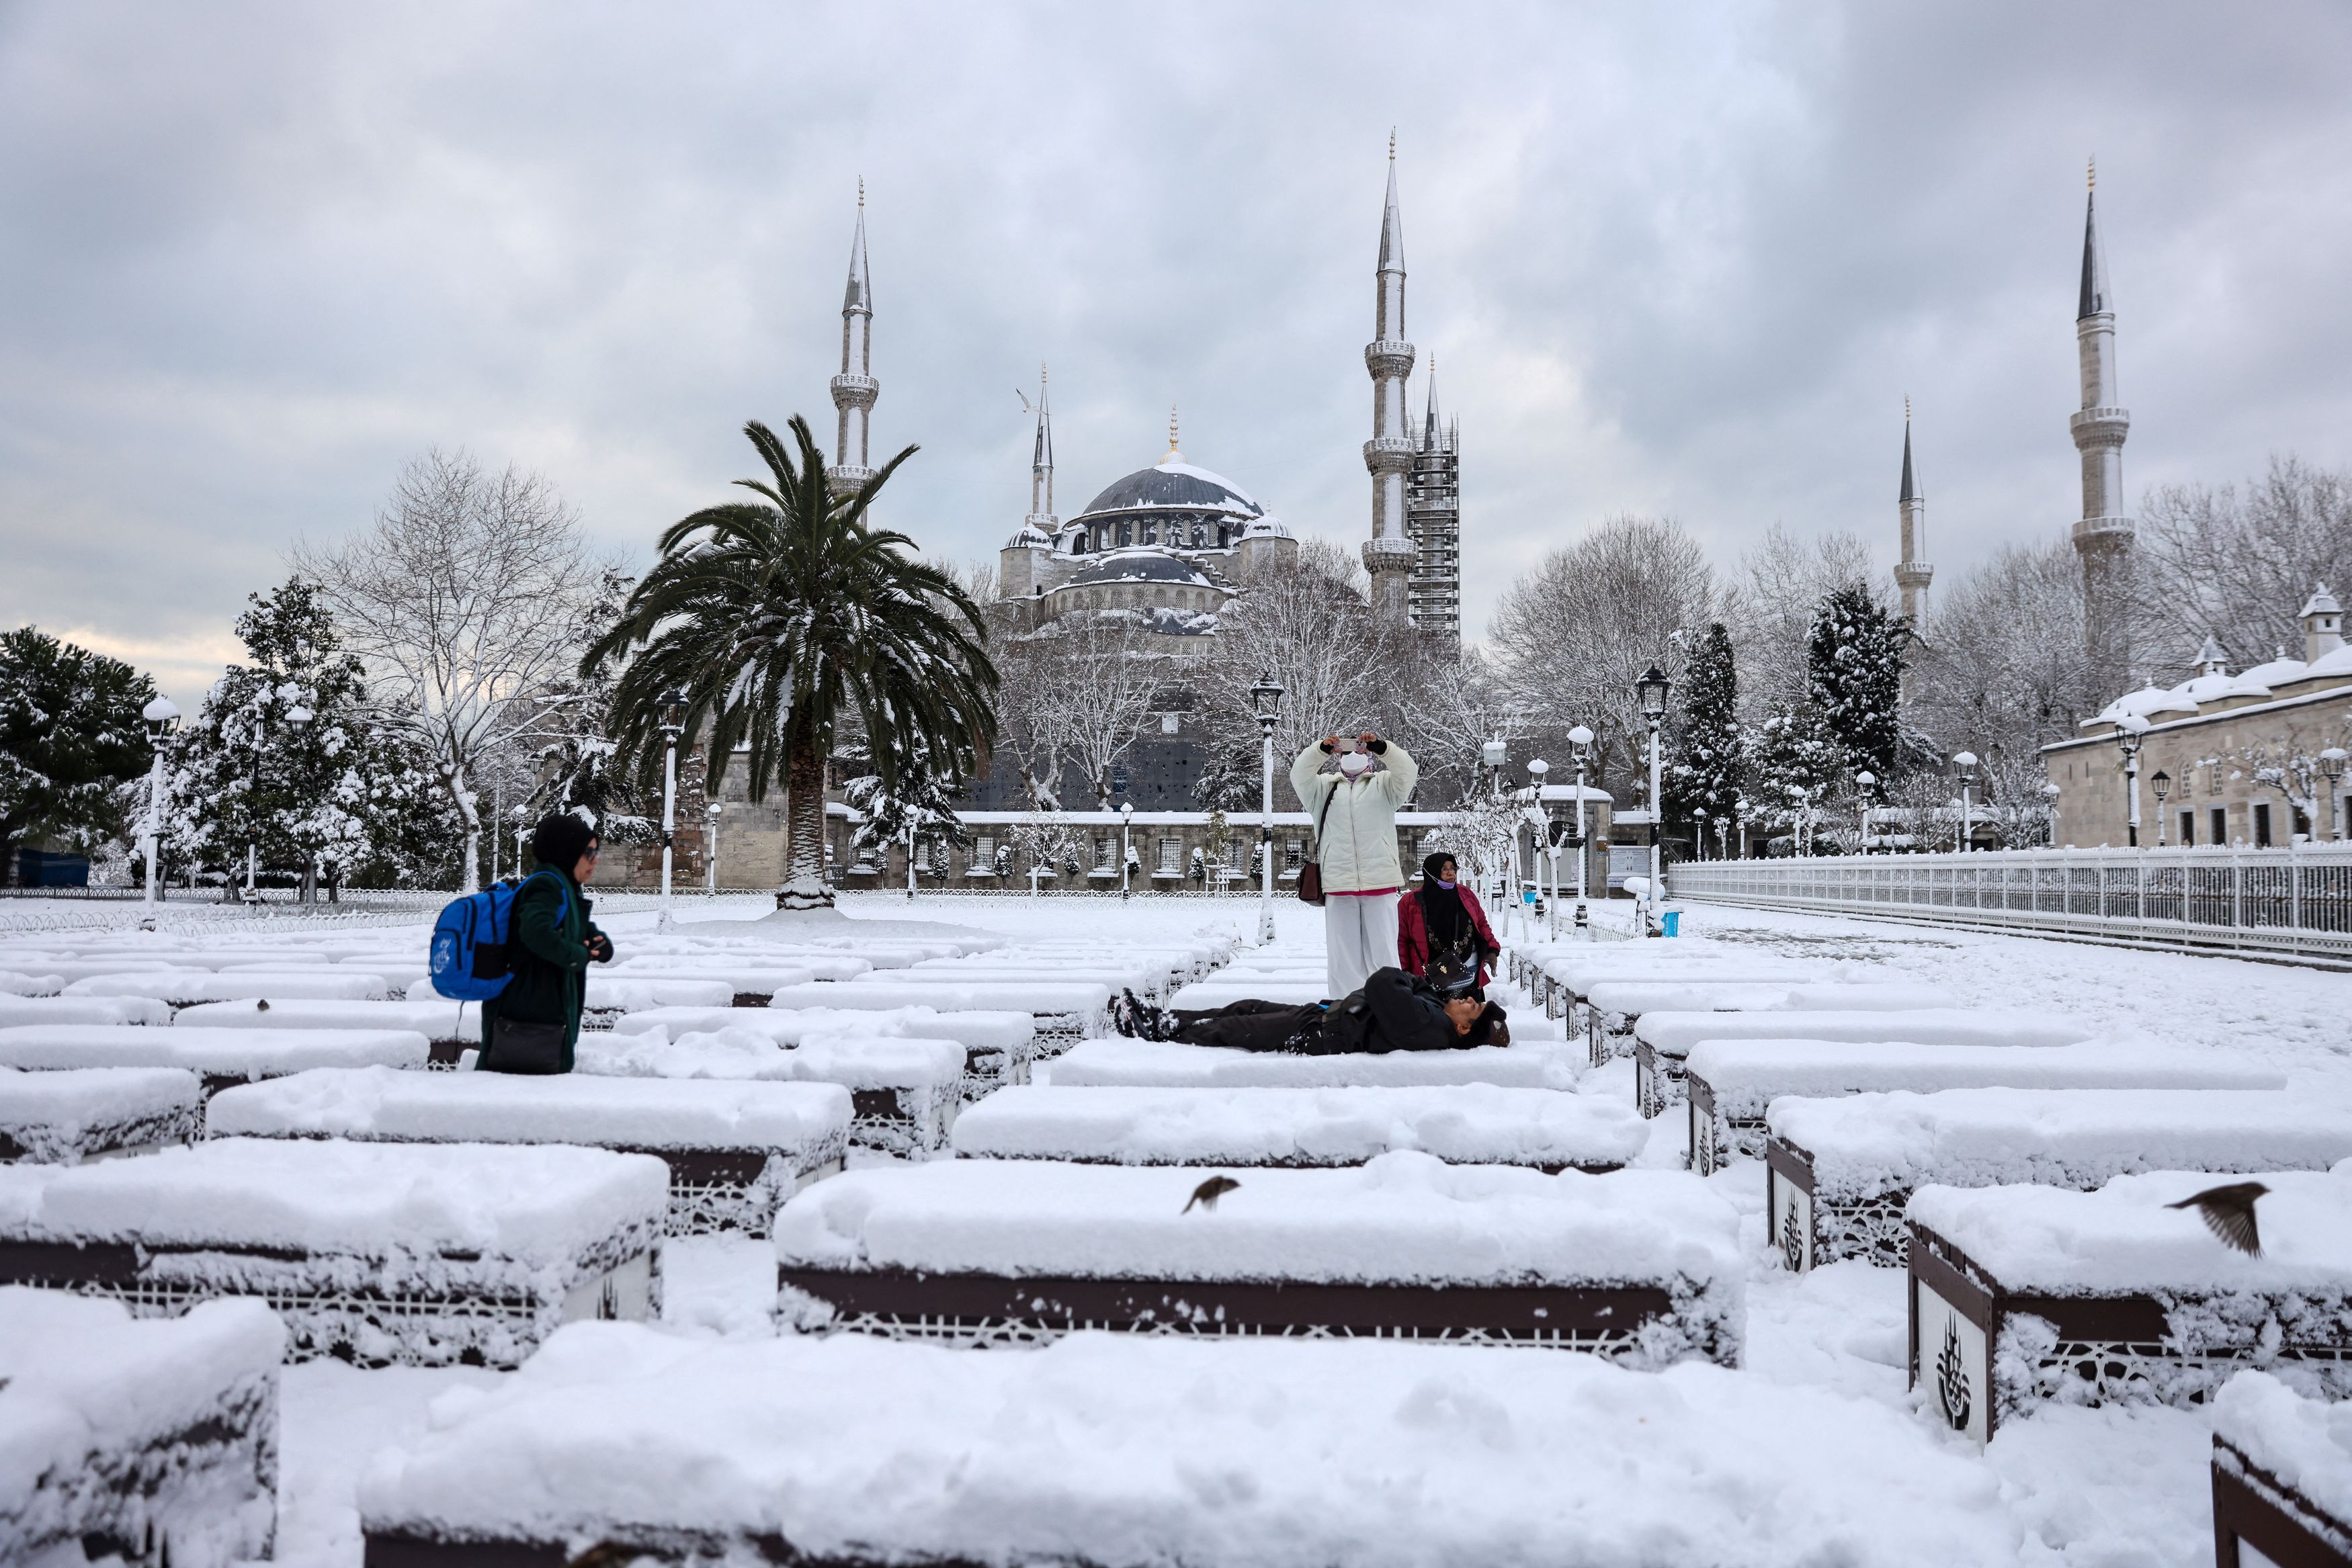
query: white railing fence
[{"left": 1669, "top": 845, "right": 2352, "bottom": 967}]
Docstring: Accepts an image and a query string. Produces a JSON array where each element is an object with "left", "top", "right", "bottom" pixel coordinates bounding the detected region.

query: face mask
[
  {"left": 1338, "top": 752, "right": 1370, "bottom": 778},
  {"left": 1435, "top": 878, "right": 1456, "bottom": 890}
]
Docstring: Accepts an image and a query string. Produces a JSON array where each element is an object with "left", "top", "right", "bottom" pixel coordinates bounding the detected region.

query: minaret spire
[
  {"left": 1362, "top": 132, "right": 1417, "bottom": 622},
  {"left": 1894, "top": 399, "right": 1933, "bottom": 629},
  {"left": 827, "top": 179, "right": 879, "bottom": 497},
  {"left": 2070, "top": 155, "right": 2134, "bottom": 694},
  {"left": 1024, "top": 363, "right": 1056, "bottom": 530}
]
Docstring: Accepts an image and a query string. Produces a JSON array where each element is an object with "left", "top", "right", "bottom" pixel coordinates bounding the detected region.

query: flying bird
[
  {"left": 2167, "top": 1180, "right": 2269, "bottom": 1256},
  {"left": 1183, "top": 1176, "right": 1241, "bottom": 1214}
]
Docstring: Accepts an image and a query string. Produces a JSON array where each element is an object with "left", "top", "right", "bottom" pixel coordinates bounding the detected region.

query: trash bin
[{"left": 1661, "top": 910, "right": 1681, "bottom": 937}]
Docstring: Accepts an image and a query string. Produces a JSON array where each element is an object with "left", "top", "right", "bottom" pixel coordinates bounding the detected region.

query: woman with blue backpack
[{"left": 476, "top": 813, "right": 615, "bottom": 1074}]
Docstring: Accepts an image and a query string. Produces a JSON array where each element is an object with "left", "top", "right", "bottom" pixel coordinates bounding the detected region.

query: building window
[
  {"left": 1216, "top": 525, "right": 1230, "bottom": 548},
  {"left": 2255, "top": 802, "right": 2272, "bottom": 848},
  {"left": 1285, "top": 839, "right": 1303, "bottom": 870},
  {"left": 972, "top": 834, "right": 995, "bottom": 864},
  {"left": 912, "top": 842, "right": 931, "bottom": 872},
  {"left": 1161, "top": 712, "right": 1179, "bottom": 734},
  {"left": 1117, "top": 521, "right": 1132, "bottom": 547},
  {"left": 1142, "top": 523, "right": 1158, "bottom": 545},
  {"left": 1157, "top": 837, "right": 1181, "bottom": 873},
  {"left": 2212, "top": 806, "right": 2228, "bottom": 846},
  {"left": 1227, "top": 840, "right": 1248, "bottom": 871},
  {"left": 1094, "top": 837, "right": 1116, "bottom": 870}
]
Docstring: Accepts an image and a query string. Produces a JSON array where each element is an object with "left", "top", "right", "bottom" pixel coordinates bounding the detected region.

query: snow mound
[{"left": 1044, "top": 1037, "right": 1578, "bottom": 1090}]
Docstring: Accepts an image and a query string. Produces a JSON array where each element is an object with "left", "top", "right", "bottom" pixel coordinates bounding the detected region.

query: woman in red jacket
[{"left": 1397, "top": 853, "right": 1501, "bottom": 989}]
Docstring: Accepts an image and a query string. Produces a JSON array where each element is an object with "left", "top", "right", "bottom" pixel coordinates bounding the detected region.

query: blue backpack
[{"left": 428, "top": 871, "right": 568, "bottom": 1001}]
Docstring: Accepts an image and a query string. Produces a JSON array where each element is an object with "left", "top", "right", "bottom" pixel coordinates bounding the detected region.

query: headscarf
[
  {"left": 530, "top": 812, "right": 599, "bottom": 879},
  {"left": 1415, "top": 851, "right": 1473, "bottom": 957}
]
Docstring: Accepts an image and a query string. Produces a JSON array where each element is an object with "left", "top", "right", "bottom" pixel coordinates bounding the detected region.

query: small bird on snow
[
  {"left": 2167, "top": 1180, "right": 2268, "bottom": 1256},
  {"left": 1184, "top": 1176, "right": 1241, "bottom": 1214},
  {"left": 255, "top": 999, "right": 269, "bottom": 1012}
]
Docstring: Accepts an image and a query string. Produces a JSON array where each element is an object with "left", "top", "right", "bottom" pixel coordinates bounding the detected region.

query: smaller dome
[
  {"left": 1062, "top": 548, "right": 1215, "bottom": 590},
  {"left": 1005, "top": 523, "right": 1054, "bottom": 549}
]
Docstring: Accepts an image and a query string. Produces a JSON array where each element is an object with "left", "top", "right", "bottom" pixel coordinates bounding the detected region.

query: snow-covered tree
[
  {"left": 1665, "top": 621, "right": 1741, "bottom": 845},
  {"left": 0, "top": 627, "right": 155, "bottom": 885},
  {"left": 1747, "top": 702, "right": 1845, "bottom": 853},
  {"left": 843, "top": 741, "right": 970, "bottom": 870},
  {"left": 1007, "top": 810, "right": 1085, "bottom": 881},
  {"left": 2129, "top": 454, "right": 2352, "bottom": 673},
  {"left": 1807, "top": 582, "right": 1905, "bottom": 784},
  {"left": 521, "top": 566, "right": 657, "bottom": 844}
]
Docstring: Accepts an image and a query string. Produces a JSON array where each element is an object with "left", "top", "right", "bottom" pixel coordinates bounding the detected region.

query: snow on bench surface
[
  {"left": 1636, "top": 1006, "right": 2099, "bottom": 1058},
  {"left": 353, "top": 1327, "right": 2016, "bottom": 1568},
  {"left": 601, "top": 961, "right": 821, "bottom": 993},
  {"left": 1166, "top": 977, "right": 1327, "bottom": 1008},
  {"left": 2214, "top": 1371, "right": 2352, "bottom": 1530},
  {"left": 65, "top": 969, "right": 391, "bottom": 1003},
  {"left": 1689, "top": 1039, "right": 2285, "bottom": 1123},
  {"left": 175, "top": 996, "right": 480, "bottom": 1039},
  {"left": 1773, "top": 1088, "right": 2352, "bottom": 1202},
  {"left": 1585, "top": 979, "right": 1951, "bottom": 1018},
  {"left": 0, "top": 1289, "right": 284, "bottom": 1568},
  {"left": 950, "top": 1084, "right": 1647, "bottom": 1170},
  {"left": 1906, "top": 1164, "right": 2352, "bottom": 1297},
  {"left": 206, "top": 1063, "right": 852, "bottom": 1153},
  {"left": 612, "top": 1004, "right": 1034, "bottom": 1051},
  {"left": 578, "top": 1026, "right": 967, "bottom": 1089},
  {"left": 0, "top": 1065, "right": 202, "bottom": 1162},
  {"left": 0, "top": 1022, "right": 430, "bottom": 1079},
  {"left": 772, "top": 979, "right": 1110, "bottom": 1017},
  {"left": 0, "top": 994, "right": 171, "bottom": 1029},
  {"left": 0, "top": 969, "right": 64, "bottom": 996},
  {"left": 581, "top": 973, "right": 734, "bottom": 1012},
  {"left": 1042, "top": 1037, "right": 1580, "bottom": 1090},
  {"left": 775, "top": 1151, "right": 1738, "bottom": 1293},
  {"left": 0, "top": 1135, "right": 667, "bottom": 1262}
]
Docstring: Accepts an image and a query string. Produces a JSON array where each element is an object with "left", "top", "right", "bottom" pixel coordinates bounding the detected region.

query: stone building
[{"left": 2040, "top": 587, "right": 2352, "bottom": 848}]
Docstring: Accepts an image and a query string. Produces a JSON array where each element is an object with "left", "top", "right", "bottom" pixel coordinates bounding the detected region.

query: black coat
[
  {"left": 1321, "top": 967, "right": 1507, "bottom": 1054},
  {"left": 478, "top": 868, "right": 610, "bottom": 1072}
]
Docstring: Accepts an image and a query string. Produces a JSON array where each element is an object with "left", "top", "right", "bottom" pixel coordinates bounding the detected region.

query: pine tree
[
  {"left": 1807, "top": 582, "right": 1905, "bottom": 781},
  {"left": 1747, "top": 701, "right": 1845, "bottom": 853},
  {"left": 0, "top": 628, "right": 155, "bottom": 885},
  {"left": 1665, "top": 621, "right": 1741, "bottom": 851}
]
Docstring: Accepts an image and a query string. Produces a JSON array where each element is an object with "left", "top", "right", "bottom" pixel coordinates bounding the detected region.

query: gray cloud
[{"left": 3, "top": 1, "right": 2349, "bottom": 706}]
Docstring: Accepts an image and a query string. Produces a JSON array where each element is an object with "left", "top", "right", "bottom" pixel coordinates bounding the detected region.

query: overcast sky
[{"left": 5, "top": 1, "right": 2349, "bottom": 707}]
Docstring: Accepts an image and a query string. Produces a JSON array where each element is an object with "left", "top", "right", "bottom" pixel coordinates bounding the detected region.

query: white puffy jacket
[{"left": 1290, "top": 741, "right": 1418, "bottom": 894}]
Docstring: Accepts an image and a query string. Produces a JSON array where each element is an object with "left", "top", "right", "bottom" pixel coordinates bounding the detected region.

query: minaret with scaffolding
[{"left": 1405, "top": 360, "right": 1461, "bottom": 638}]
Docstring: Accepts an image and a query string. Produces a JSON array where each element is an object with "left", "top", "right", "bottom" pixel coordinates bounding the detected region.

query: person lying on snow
[{"left": 1112, "top": 963, "right": 1509, "bottom": 1055}]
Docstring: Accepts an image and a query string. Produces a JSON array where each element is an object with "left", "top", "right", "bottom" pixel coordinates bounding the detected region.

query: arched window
[
  {"left": 1216, "top": 525, "right": 1230, "bottom": 549},
  {"left": 1068, "top": 531, "right": 1087, "bottom": 554},
  {"left": 1117, "top": 521, "right": 1132, "bottom": 547},
  {"left": 1143, "top": 523, "right": 1159, "bottom": 546}
]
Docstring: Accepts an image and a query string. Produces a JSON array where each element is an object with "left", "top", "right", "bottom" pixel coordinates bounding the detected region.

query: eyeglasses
[{"left": 581, "top": 845, "right": 601, "bottom": 861}]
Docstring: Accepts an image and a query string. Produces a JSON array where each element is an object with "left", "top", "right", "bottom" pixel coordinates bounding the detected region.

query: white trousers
[{"left": 1323, "top": 892, "right": 1401, "bottom": 1000}]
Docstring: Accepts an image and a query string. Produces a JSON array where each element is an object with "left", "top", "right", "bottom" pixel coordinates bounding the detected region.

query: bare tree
[
  {"left": 1724, "top": 524, "right": 1880, "bottom": 715},
  {"left": 991, "top": 612, "right": 1169, "bottom": 809},
  {"left": 1198, "top": 540, "right": 1399, "bottom": 777},
  {"left": 2128, "top": 455, "right": 2352, "bottom": 676},
  {"left": 1489, "top": 515, "right": 1716, "bottom": 783},
  {"left": 295, "top": 449, "right": 597, "bottom": 890}
]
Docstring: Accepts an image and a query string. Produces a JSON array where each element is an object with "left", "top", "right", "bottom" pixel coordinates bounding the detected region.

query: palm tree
[{"left": 590, "top": 417, "right": 997, "bottom": 908}]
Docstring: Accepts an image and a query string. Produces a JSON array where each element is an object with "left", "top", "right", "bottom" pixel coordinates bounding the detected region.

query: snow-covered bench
[
  {"left": 65, "top": 969, "right": 392, "bottom": 1004},
  {"left": 206, "top": 1065, "right": 849, "bottom": 1234},
  {"left": 1513, "top": 947, "right": 1814, "bottom": 1025},
  {"left": 1041, "top": 1037, "right": 1581, "bottom": 1090},
  {"left": 1685, "top": 1040, "right": 2284, "bottom": 1176},
  {"left": 1770, "top": 1088, "right": 2352, "bottom": 1272},
  {"left": 614, "top": 1005, "right": 1037, "bottom": 1099},
  {"left": 579, "top": 973, "right": 734, "bottom": 1025},
  {"left": 175, "top": 996, "right": 481, "bottom": 1064},
  {"left": 2210, "top": 1372, "right": 2352, "bottom": 1568},
  {"left": 1633, "top": 1008, "right": 2098, "bottom": 1119},
  {"left": 578, "top": 1027, "right": 966, "bottom": 1156},
  {"left": 0, "top": 1290, "right": 284, "bottom": 1568},
  {"left": 774, "top": 979, "right": 1111, "bottom": 1052},
  {"left": 0, "top": 1023, "right": 431, "bottom": 1098},
  {"left": 1583, "top": 980, "right": 1949, "bottom": 1068},
  {"left": 773, "top": 1153, "right": 1740, "bottom": 1363},
  {"left": 0, "top": 969, "right": 63, "bottom": 996},
  {"left": 0, "top": 1137, "right": 665, "bottom": 1366},
  {"left": 1906, "top": 1167, "right": 2352, "bottom": 1444},
  {"left": 355, "top": 1324, "right": 2019, "bottom": 1568},
  {"left": 0, "top": 995, "right": 172, "bottom": 1029},
  {"left": 1163, "top": 977, "right": 1327, "bottom": 1009},
  {"left": 950, "top": 1084, "right": 1648, "bottom": 1172},
  {"left": 0, "top": 1066, "right": 202, "bottom": 1163}
]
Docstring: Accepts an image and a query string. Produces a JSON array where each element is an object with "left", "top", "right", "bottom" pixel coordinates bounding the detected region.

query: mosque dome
[
  {"left": 1064, "top": 549, "right": 1216, "bottom": 589},
  {"left": 1077, "top": 450, "right": 1265, "bottom": 523}
]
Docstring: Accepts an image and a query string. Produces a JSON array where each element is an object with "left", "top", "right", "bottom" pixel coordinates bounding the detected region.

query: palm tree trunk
[{"left": 778, "top": 707, "right": 832, "bottom": 909}]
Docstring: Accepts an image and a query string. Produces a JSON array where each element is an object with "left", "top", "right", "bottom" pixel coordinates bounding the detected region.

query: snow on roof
[
  {"left": 2300, "top": 642, "right": 2352, "bottom": 681},
  {"left": 1906, "top": 1162, "right": 2352, "bottom": 1295},
  {"left": 1771, "top": 1088, "right": 2352, "bottom": 1203},
  {"left": 2302, "top": 583, "right": 2342, "bottom": 617},
  {"left": 2239, "top": 654, "right": 2310, "bottom": 688}
]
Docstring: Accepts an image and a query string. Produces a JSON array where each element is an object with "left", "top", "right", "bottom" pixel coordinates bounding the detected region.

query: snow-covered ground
[{"left": 13, "top": 889, "right": 2351, "bottom": 1565}]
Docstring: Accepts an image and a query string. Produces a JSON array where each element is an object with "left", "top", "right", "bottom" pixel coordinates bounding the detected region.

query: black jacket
[
  {"left": 478, "top": 868, "right": 610, "bottom": 1071},
  {"left": 1321, "top": 967, "right": 1507, "bottom": 1054}
]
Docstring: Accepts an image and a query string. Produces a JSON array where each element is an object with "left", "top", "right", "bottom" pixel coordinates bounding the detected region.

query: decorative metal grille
[
  {"left": 1810, "top": 1193, "right": 1913, "bottom": 1267},
  {"left": 815, "top": 1311, "right": 1656, "bottom": 1356}
]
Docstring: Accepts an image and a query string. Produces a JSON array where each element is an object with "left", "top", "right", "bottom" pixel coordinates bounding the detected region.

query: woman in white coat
[{"left": 1291, "top": 732, "right": 1418, "bottom": 999}]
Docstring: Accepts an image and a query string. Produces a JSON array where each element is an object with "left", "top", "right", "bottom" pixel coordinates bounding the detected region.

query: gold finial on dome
[
  {"left": 2087, "top": 155, "right": 2095, "bottom": 192},
  {"left": 1163, "top": 405, "right": 1183, "bottom": 465}
]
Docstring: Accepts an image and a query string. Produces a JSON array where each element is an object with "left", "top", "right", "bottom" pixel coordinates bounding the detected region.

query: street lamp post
[
  {"left": 1953, "top": 752, "right": 1978, "bottom": 853},
  {"left": 1119, "top": 802, "right": 1134, "bottom": 901},
  {"left": 1527, "top": 758, "right": 1554, "bottom": 939},
  {"left": 1854, "top": 770, "right": 1876, "bottom": 855},
  {"left": 905, "top": 818, "right": 917, "bottom": 900},
  {"left": 657, "top": 691, "right": 685, "bottom": 926},
  {"left": 1251, "top": 672, "right": 1284, "bottom": 945},
  {"left": 284, "top": 705, "right": 314, "bottom": 901},
  {"left": 1568, "top": 725, "right": 1594, "bottom": 932},
  {"left": 1636, "top": 665, "right": 1672, "bottom": 937},
  {"left": 2150, "top": 771, "right": 2171, "bottom": 846},
  {"left": 2322, "top": 748, "right": 2349, "bottom": 841},
  {"left": 1479, "top": 738, "right": 1509, "bottom": 915},
  {"left": 2113, "top": 717, "right": 2148, "bottom": 848},
  {"left": 139, "top": 697, "right": 180, "bottom": 907},
  {"left": 705, "top": 800, "right": 722, "bottom": 894}
]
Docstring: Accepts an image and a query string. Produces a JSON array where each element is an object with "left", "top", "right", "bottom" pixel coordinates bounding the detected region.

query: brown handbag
[{"left": 1296, "top": 781, "right": 1339, "bottom": 906}]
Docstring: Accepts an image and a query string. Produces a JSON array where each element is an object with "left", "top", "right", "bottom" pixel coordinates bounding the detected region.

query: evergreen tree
[
  {"left": 1806, "top": 582, "right": 1905, "bottom": 782},
  {"left": 0, "top": 628, "right": 156, "bottom": 884},
  {"left": 526, "top": 567, "right": 658, "bottom": 845},
  {"left": 1747, "top": 701, "right": 1845, "bottom": 853},
  {"left": 842, "top": 738, "right": 970, "bottom": 874},
  {"left": 1664, "top": 621, "right": 1742, "bottom": 850}
]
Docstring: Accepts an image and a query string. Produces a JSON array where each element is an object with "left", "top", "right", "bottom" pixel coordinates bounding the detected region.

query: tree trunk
[
  {"left": 778, "top": 709, "right": 833, "bottom": 910},
  {"left": 446, "top": 763, "right": 482, "bottom": 891}
]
